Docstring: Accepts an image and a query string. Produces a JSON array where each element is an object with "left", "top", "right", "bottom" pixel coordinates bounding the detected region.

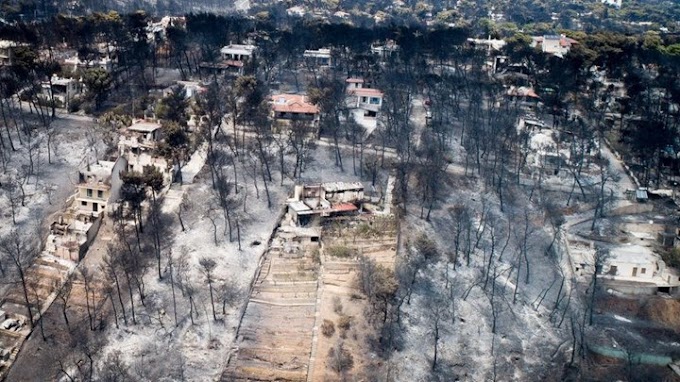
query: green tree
[
  {"left": 156, "top": 85, "right": 188, "bottom": 125},
  {"left": 83, "top": 68, "right": 112, "bottom": 110}
]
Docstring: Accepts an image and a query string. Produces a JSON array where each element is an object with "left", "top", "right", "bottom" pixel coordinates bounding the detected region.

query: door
[
  {"left": 632, "top": 267, "right": 638, "bottom": 277},
  {"left": 93, "top": 203, "right": 98, "bottom": 212}
]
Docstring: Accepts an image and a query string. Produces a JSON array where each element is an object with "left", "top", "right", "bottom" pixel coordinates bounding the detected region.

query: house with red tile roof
[{"left": 270, "top": 94, "right": 320, "bottom": 133}]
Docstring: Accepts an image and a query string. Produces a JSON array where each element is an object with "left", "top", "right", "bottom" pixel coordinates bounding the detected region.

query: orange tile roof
[
  {"left": 271, "top": 94, "right": 319, "bottom": 114},
  {"left": 349, "top": 88, "right": 384, "bottom": 97}
]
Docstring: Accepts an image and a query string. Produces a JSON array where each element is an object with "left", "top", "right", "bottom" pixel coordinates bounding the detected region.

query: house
[
  {"left": 118, "top": 120, "right": 172, "bottom": 184},
  {"left": 199, "top": 60, "right": 245, "bottom": 76},
  {"left": 74, "top": 158, "right": 126, "bottom": 217},
  {"left": 40, "top": 76, "right": 82, "bottom": 108},
  {"left": 47, "top": 213, "right": 102, "bottom": 262},
  {"left": 286, "top": 182, "right": 364, "bottom": 225},
  {"left": 345, "top": 79, "right": 384, "bottom": 133},
  {"left": 303, "top": 48, "right": 332, "bottom": 67},
  {"left": 506, "top": 86, "right": 540, "bottom": 109},
  {"left": 220, "top": 44, "right": 256, "bottom": 62},
  {"left": 146, "top": 16, "right": 185, "bottom": 42},
  {"left": 287, "top": 5, "right": 306, "bottom": 17},
  {"left": 0, "top": 40, "right": 25, "bottom": 66},
  {"left": 531, "top": 35, "right": 578, "bottom": 57},
  {"left": 63, "top": 55, "right": 114, "bottom": 73},
  {"left": 600, "top": 244, "right": 680, "bottom": 294},
  {"left": 350, "top": 88, "right": 384, "bottom": 110},
  {"left": 119, "top": 120, "right": 163, "bottom": 150},
  {"left": 467, "top": 37, "right": 507, "bottom": 52},
  {"left": 601, "top": 0, "right": 622, "bottom": 8},
  {"left": 201, "top": 43, "right": 255, "bottom": 77},
  {"left": 270, "top": 94, "right": 320, "bottom": 132},
  {"left": 159, "top": 81, "right": 206, "bottom": 99},
  {"left": 371, "top": 40, "right": 399, "bottom": 59}
]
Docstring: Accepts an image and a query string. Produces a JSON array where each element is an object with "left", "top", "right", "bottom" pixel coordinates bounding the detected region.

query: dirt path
[{"left": 221, "top": 214, "right": 398, "bottom": 382}]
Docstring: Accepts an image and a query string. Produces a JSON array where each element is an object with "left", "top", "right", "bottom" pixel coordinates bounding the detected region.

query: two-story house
[
  {"left": 74, "top": 158, "right": 126, "bottom": 217},
  {"left": 118, "top": 120, "right": 173, "bottom": 184},
  {"left": 303, "top": 48, "right": 332, "bottom": 68},
  {"left": 0, "top": 40, "right": 25, "bottom": 66},
  {"left": 270, "top": 94, "right": 320, "bottom": 134},
  {"left": 531, "top": 35, "right": 578, "bottom": 58},
  {"left": 345, "top": 78, "right": 384, "bottom": 133},
  {"left": 40, "top": 76, "right": 82, "bottom": 108}
]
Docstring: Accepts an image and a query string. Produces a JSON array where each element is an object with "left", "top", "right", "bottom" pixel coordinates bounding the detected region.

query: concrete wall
[
  {"left": 108, "top": 156, "right": 127, "bottom": 203},
  {"left": 606, "top": 203, "right": 654, "bottom": 216},
  {"left": 79, "top": 214, "right": 102, "bottom": 260},
  {"left": 605, "top": 260, "right": 656, "bottom": 280}
]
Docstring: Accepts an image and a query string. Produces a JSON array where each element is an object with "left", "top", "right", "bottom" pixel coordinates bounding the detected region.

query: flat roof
[
  {"left": 303, "top": 48, "right": 331, "bottom": 57},
  {"left": 323, "top": 181, "right": 364, "bottom": 192},
  {"left": 128, "top": 121, "right": 162, "bottom": 133},
  {"left": 610, "top": 244, "right": 658, "bottom": 266},
  {"left": 220, "top": 44, "right": 256, "bottom": 56},
  {"left": 289, "top": 200, "right": 311, "bottom": 213}
]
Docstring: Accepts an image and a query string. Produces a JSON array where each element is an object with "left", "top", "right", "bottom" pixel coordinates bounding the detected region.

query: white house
[
  {"left": 600, "top": 244, "right": 680, "bottom": 293},
  {"left": 531, "top": 35, "right": 578, "bottom": 58},
  {"left": 74, "top": 157, "right": 126, "bottom": 217},
  {"left": 286, "top": 182, "right": 364, "bottom": 226},
  {"left": 371, "top": 40, "right": 399, "bottom": 59},
  {"left": 63, "top": 55, "right": 114, "bottom": 73},
  {"left": 345, "top": 80, "right": 384, "bottom": 134},
  {"left": 601, "top": 0, "right": 622, "bottom": 8},
  {"left": 303, "top": 48, "right": 332, "bottom": 67},
  {"left": 220, "top": 44, "right": 256, "bottom": 62},
  {"left": 40, "top": 76, "right": 82, "bottom": 108},
  {"left": 118, "top": 120, "right": 173, "bottom": 185},
  {"left": 0, "top": 40, "right": 26, "bottom": 66}
]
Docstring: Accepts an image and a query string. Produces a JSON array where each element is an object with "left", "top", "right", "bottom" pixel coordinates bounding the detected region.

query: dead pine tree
[
  {"left": 199, "top": 258, "right": 218, "bottom": 321},
  {"left": 0, "top": 229, "right": 40, "bottom": 327},
  {"left": 79, "top": 266, "right": 96, "bottom": 331},
  {"left": 426, "top": 288, "right": 449, "bottom": 371},
  {"left": 167, "top": 249, "right": 178, "bottom": 327},
  {"left": 28, "top": 279, "right": 47, "bottom": 341},
  {"left": 102, "top": 248, "right": 128, "bottom": 326},
  {"left": 55, "top": 278, "right": 73, "bottom": 330}
]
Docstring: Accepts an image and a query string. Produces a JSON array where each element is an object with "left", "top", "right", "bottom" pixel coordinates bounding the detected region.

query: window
[
  {"left": 608, "top": 265, "right": 618, "bottom": 275},
  {"left": 97, "top": 190, "right": 103, "bottom": 198},
  {"left": 641, "top": 268, "right": 646, "bottom": 275},
  {"left": 87, "top": 189, "right": 92, "bottom": 197},
  {"left": 370, "top": 97, "right": 380, "bottom": 105},
  {"left": 81, "top": 201, "right": 87, "bottom": 206},
  {"left": 361, "top": 96, "right": 367, "bottom": 103}
]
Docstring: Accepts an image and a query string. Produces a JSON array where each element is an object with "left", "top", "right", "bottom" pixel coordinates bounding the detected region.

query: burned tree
[
  {"left": 0, "top": 229, "right": 40, "bottom": 326},
  {"left": 199, "top": 257, "right": 218, "bottom": 321}
]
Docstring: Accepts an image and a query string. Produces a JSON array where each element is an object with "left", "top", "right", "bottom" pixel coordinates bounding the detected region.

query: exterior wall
[
  {"left": 604, "top": 260, "right": 656, "bottom": 280},
  {"left": 107, "top": 157, "right": 127, "bottom": 205},
  {"left": 350, "top": 109, "right": 378, "bottom": 132},
  {"left": 357, "top": 96, "right": 383, "bottom": 110},
  {"left": 125, "top": 152, "right": 172, "bottom": 185},
  {"left": 75, "top": 184, "right": 110, "bottom": 215},
  {"left": 600, "top": 280, "right": 659, "bottom": 296},
  {"left": 325, "top": 189, "right": 364, "bottom": 203},
  {"left": 542, "top": 39, "right": 562, "bottom": 54},
  {"left": 80, "top": 214, "right": 103, "bottom": 260}
]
